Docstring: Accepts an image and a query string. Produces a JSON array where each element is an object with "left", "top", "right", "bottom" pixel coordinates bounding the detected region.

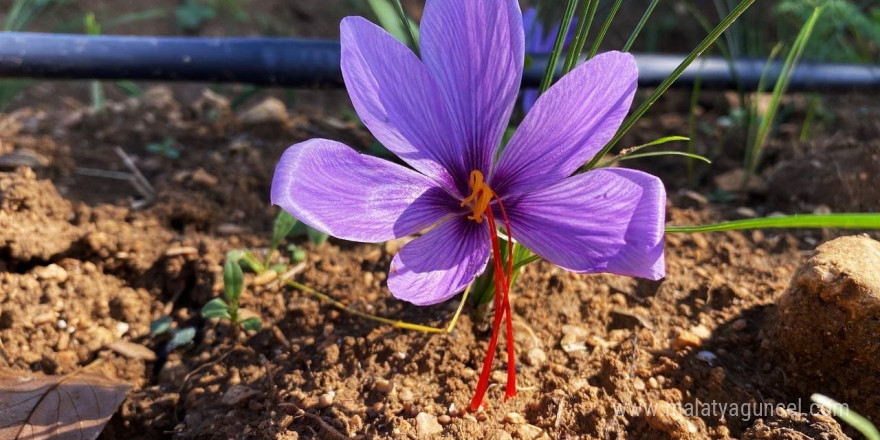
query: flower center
[{"left": 460, "top": 170, "right": 495, "bottom": 223}]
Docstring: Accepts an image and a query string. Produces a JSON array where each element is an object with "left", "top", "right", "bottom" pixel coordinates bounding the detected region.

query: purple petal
[
  {"left": 340, "top": 17, "right": 466, "bottom": 195},
  {"left": 420, "top": 0, "right": 524, "bottom": 180},
  {"left": 601, "top": 168, "right": 666, "bottom": 280},
  {"left": 271, "top": 139, "right": 458, "bottom": 243},
  {"left": 493, "top": 51, "right": 638, "bottom": 195},
  {"left": 387, "top": 217, "right": 490, "bottom": 306},
  {"left": 501, "top": 168, "right": 665, "bottom": 280}
]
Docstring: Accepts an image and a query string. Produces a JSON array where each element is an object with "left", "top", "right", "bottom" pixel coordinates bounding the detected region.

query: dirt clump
[
  {"left": 742, "top": 408, "right": 848, "bottom": 440},
  {"left": 0, "top": 167, "right": 80, "bottom": 262},
  {"left": 763, "top": 235, "right": 880, "bottom": 422},
  {"left": 766, "top": 140, "right": 880, "bottom": 211}
]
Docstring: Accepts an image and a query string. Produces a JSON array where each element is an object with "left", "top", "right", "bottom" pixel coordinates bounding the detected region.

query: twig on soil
[
  {"left": 259, "top": 354, "right": 278, "bottom": 404},
  {"left": 279, "top": 402, "right": 350, "bottom": 440},
  {"left": 555, "top": 397, "right": 566, "bottom": 428},
  {"left": 114, "top": 146, "right": 156, "bottom": 202},
  {"left": 282, "top": 277, "right": 471, "bottom": 334}
]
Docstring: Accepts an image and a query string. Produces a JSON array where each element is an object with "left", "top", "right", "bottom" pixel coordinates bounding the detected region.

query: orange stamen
[
  {"left": 465, "top": 170, "right": 517, "bottom": 412},
  {"left": 460, "top": 170, "right": 494, "bottom": 223}
]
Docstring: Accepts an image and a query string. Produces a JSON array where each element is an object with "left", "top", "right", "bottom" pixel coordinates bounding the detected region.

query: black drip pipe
[{"left": 0, "top": 32, "right": 878, "bottom": 91}]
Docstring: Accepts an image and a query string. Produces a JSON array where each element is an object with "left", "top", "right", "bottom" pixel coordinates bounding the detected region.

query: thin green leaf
[
  {"left": 223, "top": 259, "right": 244, "bottom": 305},
  {"left": 150, "top": 316, "right": 173, "bottom": 335},
  {"left": 168, "top": 327, "right": 196, "bottom": 349},
  {"left": 103, "top": 8, "right": 167, "bottom": 30},
  {"left": 601, "top": 135, "right": 690, "bottom": 166},
  {"left": 270, "top": 211, "right": 297, "bottom": 254},
  {"left": 201, "top": 298, "right": 231, "bottom": 320},
  {"left": 811, "top": 394, "right": 880, "bottom": 440},
  {"left": 665, "top": 213, "right": 880, "bottom": 233},
  {"left": 392, "top": 0, "right": 419, "bottom": 55},
  {"left": 114, "top": 80, "right": 143, "bottom": 97},
  {"left": 622, "top": 0, "right": 660, "bottom": 52},
  {"left": 239, "top": 317, "right": 262, "bottom": 332},
  {"left": 583, "top": 0, "right": 758, "bottom": 171},
  {"left": 746, "top": 7, "right": 822, "bottom": 180},
  {"left": 368, "top": 0, "right": 419, "bottom": 49},
  {"left": 687, "top": 63, "right": 704, "bottom": 184},
  {"left": 586, "top": 0, "right": 623, "bottom": 60},
  {"left": 307, "top": 227, "right": 329, "bottom": 248},
  {"left": 608, "top": 151, "right": 712, "bottom": 165},
  {"left": 743, "top": 43, "right": 783, "bottom": 180},
  {"left": 562, "top": 0, "right": 597, "bottom": 75},
  {"left": 539, "top": 0, "right": 579, "bottom": 93}
]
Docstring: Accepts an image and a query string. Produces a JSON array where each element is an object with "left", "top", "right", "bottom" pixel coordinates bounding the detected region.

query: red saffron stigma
[{"left": 469, "top": 196, "right": 516, "bottom": 412}]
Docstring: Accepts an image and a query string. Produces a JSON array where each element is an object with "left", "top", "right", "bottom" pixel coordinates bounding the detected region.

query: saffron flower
[{"left": 271, "top": 0, "right": 665, "bottom": 411}]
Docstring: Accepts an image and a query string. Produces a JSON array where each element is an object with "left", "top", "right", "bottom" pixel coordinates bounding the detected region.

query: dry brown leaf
[
  {"left": 0, "top": 368, "right": 131, "bottom": 440},
  {"left": 106, "top": 340, "right": 157, "bottom": 361}
]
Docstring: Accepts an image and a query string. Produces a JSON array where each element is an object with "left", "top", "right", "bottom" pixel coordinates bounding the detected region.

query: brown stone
[{"left": 764, "top": 235, "right": 880, "bottom": 422}]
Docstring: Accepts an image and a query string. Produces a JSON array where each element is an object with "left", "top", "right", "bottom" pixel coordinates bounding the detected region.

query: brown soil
[
  {"left": 1, "top": 3, "right": 879, "bottom": 439},
  {"left": 0, "top": 84, "right": 877, "bottom": 440}
]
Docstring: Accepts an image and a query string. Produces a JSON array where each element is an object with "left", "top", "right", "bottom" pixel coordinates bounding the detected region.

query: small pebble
[
  {"left": 735, "top": 207, "right": 757, "bottom": 218},
  {"left": 415, "top": 412, "right": 443, "bottom": 436},
  {"left": 375, "top": 379, "right": 394, "bottom": 394},
  {"left": 696, "top": 350, "right": 717, "bottom": 364},
  {"left": 632, "top": 377, "right": 646, "bottom": 391},
  {"left": 731, "top": 319, "right": 747, "bottom": 331},
  {"left": 515, "top": 424, "right": 550, "bottom": 440},
  {"left": 524, "top": 347, "right": 547, "bottom": 366},
  {"left": 438, "top": 414, "right": 452, "bottom": 425},
  {"left": 317, "top": 392, "right": 334, "bottom": 408},
  {"left": 673, "top": 330, "right": 702, "bottom": 350},
  {"left": 691, "top": 324, "right": 712, "bottom": 339},
  {"left": 648, "top": 377, "right": 660, "bottom": 389},
  {"left": 503, "top": 412, "right": 525, "bottom": 424},
  {"left": 399, "top": 388, "right": 414, "bottom": 402},
  {"left": 491, "top": 370, "right": 507, "bottom": 384}
]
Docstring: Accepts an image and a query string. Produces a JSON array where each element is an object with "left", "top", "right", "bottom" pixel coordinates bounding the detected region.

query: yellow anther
[{"left": 460, "top": 170, "right": 494, "bottom": 223}]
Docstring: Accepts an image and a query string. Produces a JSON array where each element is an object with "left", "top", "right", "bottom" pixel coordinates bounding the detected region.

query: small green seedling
[
  {"left": 811, "top": 394, "right": 879, "bottom": 440},
  {"left": 146, "top": 138, "right": 181, "bottom": 159},
  {"left": 201, "top": 259, "right": 262, "bottom": 332},
  {"left": 175, "top": 0, "right": 216, "bottom": 32},
  {"left": 149, "top": 316, "right": 196, "bottom": 352}
]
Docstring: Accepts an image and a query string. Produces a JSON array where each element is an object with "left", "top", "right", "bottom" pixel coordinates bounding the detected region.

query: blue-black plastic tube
[{"left": 0, "top": 32, "right": 878, "bottom": 90}]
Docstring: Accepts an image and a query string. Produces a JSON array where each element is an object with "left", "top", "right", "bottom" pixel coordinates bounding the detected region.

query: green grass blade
[
  {"left": 622, "top": 0, "right": 660, "bottom": 52},
  {"left": 539, "top": 0, "right": 579, "bottom": 93},
  {"left": 104, "top": 8, "right": 168, "bottom": 30},
  {"left": 811, "top": 394, "right": 880, "bottom": 440},
  {"left": 586, "top": 0, "right": 623, "bottom": 60},
  {"left": 686, "top": 63, "right": 704, "bottom": 184},
  {"left": 392, "top": 0, "right": 419, "bottom": 56},
  {"left": 666, "top": 213, "right": 880, "bottom": 233},
  {"left": 367, "top": 0, "right": 419, "bottom": 49},
  {"left": 601, "top": 135, "right": 690, "bottom": 166},
  {"left": 562, "top": 0, "right": 595, "bottom": 75},
  {"left": 582, "top": 0, "right": 758, "bottom": 171},
  {"left": 746, "top": 6, "right": 822, "bottom": 179},
  {"left": 610, "top": 151, "right": 711, "bottom": 165},
  {"left": 743, "top": 43, "right": 782, "bottom": 180}
]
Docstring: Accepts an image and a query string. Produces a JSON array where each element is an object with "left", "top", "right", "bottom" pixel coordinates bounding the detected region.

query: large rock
[{"left": 764, "top": 235, "right": 880, "bottom": 421}]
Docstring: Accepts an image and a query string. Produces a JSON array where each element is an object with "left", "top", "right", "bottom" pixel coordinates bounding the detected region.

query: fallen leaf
[
  {"left": 106, "top": 340, "right": 157, "bottom": 361},
  {"left": 0, "top": 368, "right": 131, "bottom": 440}
]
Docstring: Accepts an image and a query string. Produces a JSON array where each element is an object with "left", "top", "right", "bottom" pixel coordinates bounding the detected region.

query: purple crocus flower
[
  {"left": 522, "top": 6, "right": 577, "bottom": 113},
  {"left": 272, "top": 0, "right": 665, "bottom": 410},
  {"left": 272, "top": 0, "right": 665, "bottom": 306}
]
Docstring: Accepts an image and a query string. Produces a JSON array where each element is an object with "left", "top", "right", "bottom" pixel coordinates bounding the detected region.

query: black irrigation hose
[{"left": 0, "top": 32, "right": 878, "bottom": 90}]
